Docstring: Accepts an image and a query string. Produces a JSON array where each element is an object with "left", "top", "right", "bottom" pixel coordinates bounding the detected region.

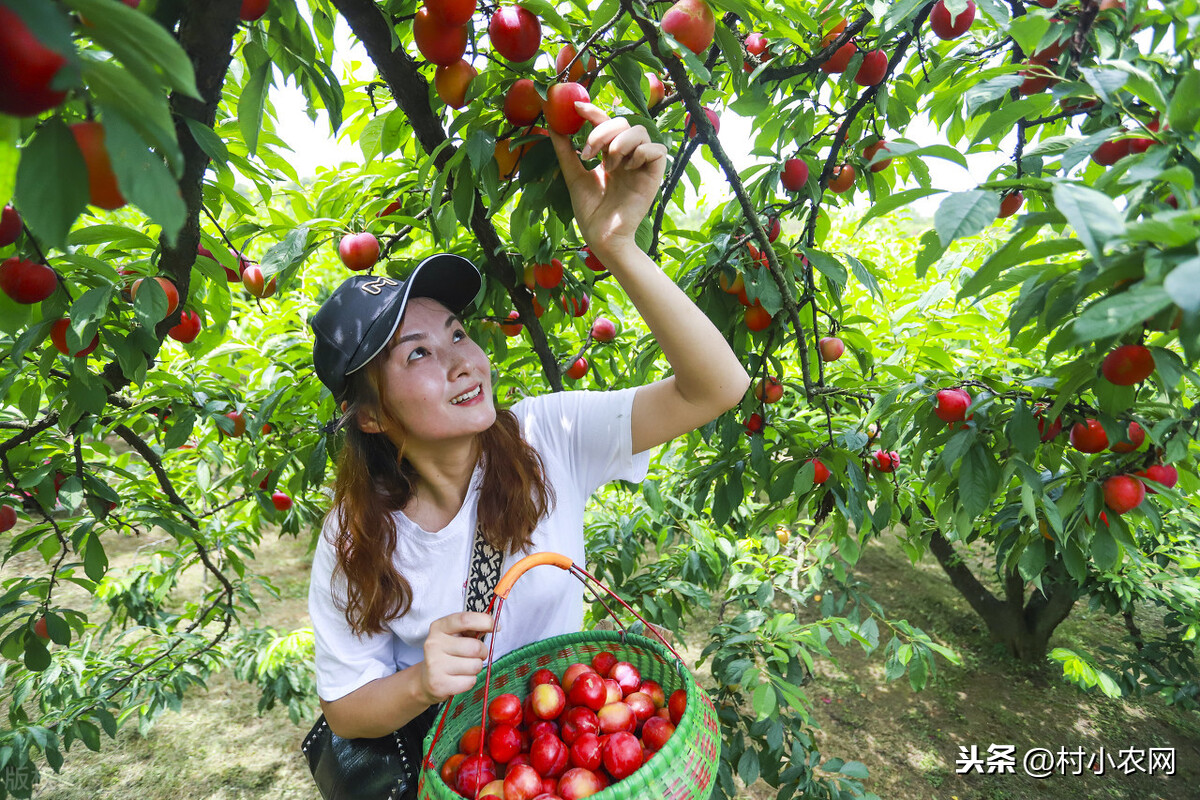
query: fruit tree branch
[
  {"left": 99, "top": 0, "right": 242, "bottom": 395},
  {"left": 758, "top": 13, "right": 873, "bottom": 83},
  {"left": 330, "top": 0, "right": 565, "bottom": 391},
  {"left": 622, "top": 0, "right": 816, "bottom": 396}
]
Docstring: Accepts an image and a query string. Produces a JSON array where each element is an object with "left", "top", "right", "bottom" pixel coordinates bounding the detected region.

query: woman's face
[{"left": 369, "top": 296, "right": 495, "bottom": 448}]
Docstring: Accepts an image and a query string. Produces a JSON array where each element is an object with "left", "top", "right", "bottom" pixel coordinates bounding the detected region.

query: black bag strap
[{"left": 464, "top": 523, "right": 504, "bottom": 613}]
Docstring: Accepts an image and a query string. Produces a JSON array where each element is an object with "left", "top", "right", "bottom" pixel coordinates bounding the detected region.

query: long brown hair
[{"left": 327, "top": 348, "right": 555, "bottom": 636}]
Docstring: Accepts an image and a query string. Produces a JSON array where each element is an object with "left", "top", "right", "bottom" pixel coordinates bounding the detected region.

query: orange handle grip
[{"left": 494, "top": 552, "right": 573, "bottom": 599}]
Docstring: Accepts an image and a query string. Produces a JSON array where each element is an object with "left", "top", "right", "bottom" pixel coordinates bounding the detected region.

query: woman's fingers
[
  {"left": 581, "top": 116, "right": 630, "bottom": 161},
  {"left": 625, "top": 141, "right": 668, "bottom": 171}
]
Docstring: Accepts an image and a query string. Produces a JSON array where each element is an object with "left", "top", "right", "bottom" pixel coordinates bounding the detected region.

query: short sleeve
[
  {"left": 308, "top": 512, "right": 398, "bottom": 702},
  {"left": 512, "top": 386, "right": 651, "bottom": 497}
]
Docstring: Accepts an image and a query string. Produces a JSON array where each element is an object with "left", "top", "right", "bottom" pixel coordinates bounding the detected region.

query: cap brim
[{"left": 343, "top": 254, "right": 482, "bottom": 377}]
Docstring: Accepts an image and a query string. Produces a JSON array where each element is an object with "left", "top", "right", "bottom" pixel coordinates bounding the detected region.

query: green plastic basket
[{"left": 417, "top": 554, "right": 720, "bottom": 800}]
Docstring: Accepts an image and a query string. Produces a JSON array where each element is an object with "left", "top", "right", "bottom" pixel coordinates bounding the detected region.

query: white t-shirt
[{"left": 309, "top": 386, "right": 651, "bottom": 703}]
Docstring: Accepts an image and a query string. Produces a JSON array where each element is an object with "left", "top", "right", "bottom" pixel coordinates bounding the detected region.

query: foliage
[{"left": 1, "top": 0, "right": 1199, "bottom": 797}]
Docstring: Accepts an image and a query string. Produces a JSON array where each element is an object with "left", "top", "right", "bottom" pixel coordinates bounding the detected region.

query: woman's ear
[{"left": 355, "top": 407, "right": 384, "bottom": 434}]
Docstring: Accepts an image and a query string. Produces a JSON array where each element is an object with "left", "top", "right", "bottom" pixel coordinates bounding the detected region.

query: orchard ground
[{"left": 6, "top": 514, "right": 1197, "bottom": 800}]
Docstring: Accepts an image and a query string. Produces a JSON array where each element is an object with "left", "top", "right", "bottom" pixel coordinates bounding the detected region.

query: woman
[{"left": 308, "top": 103, "right": 751, "bottom": 741}]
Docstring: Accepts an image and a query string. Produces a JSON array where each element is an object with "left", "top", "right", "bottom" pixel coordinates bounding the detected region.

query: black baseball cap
[{"left": 311, "top": 254, "right": 482, "bottom": 401}]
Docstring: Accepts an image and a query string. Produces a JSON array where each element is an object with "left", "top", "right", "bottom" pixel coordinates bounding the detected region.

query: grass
[{"left": 12, "top": 529, "right": 1200, "bottom": 799}]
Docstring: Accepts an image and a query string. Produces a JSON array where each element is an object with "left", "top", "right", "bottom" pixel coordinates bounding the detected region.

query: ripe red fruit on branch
[
  {"left": 271, "top": 491, "right": 293, "bottom": 511},
  {"left": 820, "top": 41, "right": 858, "bottom": 74},
  {"left": 0, "top": 505, "right": 15, "bottom": 533},
  {"left": 818, "top": 336, "right": 844, "bottom": 361},
  {"left": 556, "top": 44, "right": 597, "bottom": 84},
  {"left": 435, "top": 58, "right": 477, "bottom": 109},
  {"left": 744, "top": 32, "right": 769, "bottom": 71},
  {"left": 50, "top": 318, "right": 99, "bottom": 357},
  {"left": 0, "top": 206, "right": 21, "bottom": 247},
  {"left": 490, "top": 6, "right": 542, "bottom": 62},
  {"left": 500, "top": 310, "right": 523, "bottom": 337},
  {"left": 766, "top": 216, "right": 781, "bottom": 242},
  {"left": 1108, "top": 421, "right": 1144, "bottom": 453},
  {"left": 1091, "top": 137, "right": 1131, "bottom": 167},
  {"left": 0, "top": 7, "right": 69, "bottom": 117},
  {"left": 1035, "top": 405, "right": 1063, "bottom": 442},
  {"left": 934, "top": 388, "right": 971, "bottom": 422},
  {"left": 1101, "top": 344, "right": 1154, "bottom": 385},
  {"left": 873, "top": 450, "right": 900, "bottom": 473},
  {"left": 1136, "top": 464, "right": 1178, "bottom": 493},
  {"left": 170, "top": 307, "right": 205, "bottom": 340},
  {"left": 240, "top": 0, "right": 269, "bottom": 21},
  {"left": 1069, "top": 419, "right": 1109, "bottom": 453},
  {"left": 590, "top": 317, "right": 616, "bottom": 342},
  {"left": 861, "top": 140, "right": 893, "bottom": 172},
  {"left": 242, "top": 265, "right": 268, "bottom": 298},
  {"left": 929, "top": 0, "right": 976, "bottom": 40},
  {"left": 131, "top": 277, "right": 180, "bottom": 317},
  {"left": 504, "top": 79, "right": 543, "bottom": 127},
  {"left": 646, "top": 73, "right": 666, "bottom": 107},
  {"left": 661, "top": 0, "right": 716, "bottom": 55},
  {"left": 754, "top": 376, "right": 783, "bottom": 403},
  {"left": 71, "top": 122, "right": 126, "bottom": 210},
  {"left": 828, "top": 164, "right": 856, "bottom": 193},
  {"left": 685, "top": 107, "right": 720, "bottom": 138},
  {"left": 1, "top": 258, "right": 57, "bottom": 304},
  {"left": 854, "top": 49, "right": 888, "bottom": 86},
  {"left": 560, "top": 293, "right": 589, "bottom": 317},
  {"left": 1103, "top": 475, "right": 1144, "bottom": 514},
  {"left": 743, "top": 412, "right": 765, "bottom": 435},
  {"left": 225, "top": 411, "right": 247, "bottom": 438},
  {"left": 428, "top": 0, "right": 476, "bottom": 27},
  {"left": 744, "top": 301, "right": 771, "bottom": 331},
  {"left": 545, "top": 83, "right": 590, "bottom": 135},
  {"left": 1128, "top": 119, "right": 1163, "bottom": 154},
  {"left": 998, "top": 191, "right": 1024, "bottom": 218},
  {"left": 566, "top": 357, "right": 588, "bottom": 380},
  {"left": 780, "top": 158, "right": 809, "bottom": 192},
  {"left": 808, "top": 458, "right": 831, "bottom": 484},
  {"left": 413, "top": 7, "right": 468, "bottom": 66},
  {"left": 339, "top": 232, "right": 380, "bottom": 271}
]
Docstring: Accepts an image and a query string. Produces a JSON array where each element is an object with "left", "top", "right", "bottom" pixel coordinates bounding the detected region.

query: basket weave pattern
[{"left": 418, "top": 629, "right": 720, "bottom": 800}]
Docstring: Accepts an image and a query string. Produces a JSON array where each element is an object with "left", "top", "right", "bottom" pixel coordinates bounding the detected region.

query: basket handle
[{"left": 493, "top": 551, "right": 573, "bottom": 599}]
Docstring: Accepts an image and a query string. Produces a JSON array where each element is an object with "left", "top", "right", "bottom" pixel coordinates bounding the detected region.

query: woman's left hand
[{"left": 549, "top": 102, "right": 668, "bottom": 255}]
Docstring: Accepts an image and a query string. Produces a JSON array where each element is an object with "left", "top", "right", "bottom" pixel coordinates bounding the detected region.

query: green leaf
[
  {"left": 1079, "top": 67, "right": 1128, "bottom": 104},
  {"left": 1168, "top": 70, "right": 1200, "bottom": 134},
  {"left": 1073, "top": 285, "right": 1171, "bottom": 344},
  {"left": 183, "top": 117, "right": 230, "bottom": 167},
  {"left": 934, "top": 190, "right": 1000, "bottom": 247},
  {"left": 751, "top": 681, "right": 776, "bottom": 719},
  {"left": 24, "top": 632, "right": 50, "bottom": 672},
  {"left": 971, "top": 97, "right": 1050, "bottom": 147},
  {"left": 800, "top": 248, "right": 847, "bottom": 287},
  {"left": 959, "top": 445, "right": 998, "bottom": 519},
  {"left": 102, "top": 108, "right": 186, "bottom": 244},
  {"left": 238, "top": 60, "right": 272, "bottom": 157},
  {"left": 737, "top": 748, "right": 761, "bottom": 785},
  {"left": 914, "top": 229, "right": 944, "bottom": 279},
  {"left": 1165, "top": 257, "right": 1200, "bottom": 313},
  {"left": 83, "top": 59, "right": 183, "bottom": 174},
  {"left": 1051, "top": 182, "right": 1125, "bottom": 259},
  {"left": 1091, "top": 523, "right": 1119, "bottom": 570},
  {"left": 14, "top": 117, "right": 88, "bottom": 248},
  {"left": 64, "top": 0, "right": 199, "bottom": 98},
  {"left": 839, "top": 760, "right": 870, "bottom": 779}
]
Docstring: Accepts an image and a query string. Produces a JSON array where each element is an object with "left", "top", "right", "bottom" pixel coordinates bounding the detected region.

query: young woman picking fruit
[{"left": 307, "top": 103, "right": 750, "bottom": 746}]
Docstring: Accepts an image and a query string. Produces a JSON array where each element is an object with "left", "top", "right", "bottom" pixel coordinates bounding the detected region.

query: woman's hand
[
  {"left": 549, "top": 102, "right": 668, "bottom": 256},
  {"left": 417, "top": 611, "right": 493, "bottom": 704}
]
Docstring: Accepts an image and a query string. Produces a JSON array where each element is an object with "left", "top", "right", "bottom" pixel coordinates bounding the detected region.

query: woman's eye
[{"left": 408, "top": 347, "right": 427, "bottom": 361}]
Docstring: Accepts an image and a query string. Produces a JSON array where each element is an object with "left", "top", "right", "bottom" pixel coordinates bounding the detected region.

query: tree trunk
[{"left": 927, "top": 528, "right": 1079, "bottom": 662}]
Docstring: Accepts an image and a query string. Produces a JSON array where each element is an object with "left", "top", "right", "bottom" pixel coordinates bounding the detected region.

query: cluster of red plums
[{"left": 436, "top": 652, "right": 686, "bottom": 799}]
